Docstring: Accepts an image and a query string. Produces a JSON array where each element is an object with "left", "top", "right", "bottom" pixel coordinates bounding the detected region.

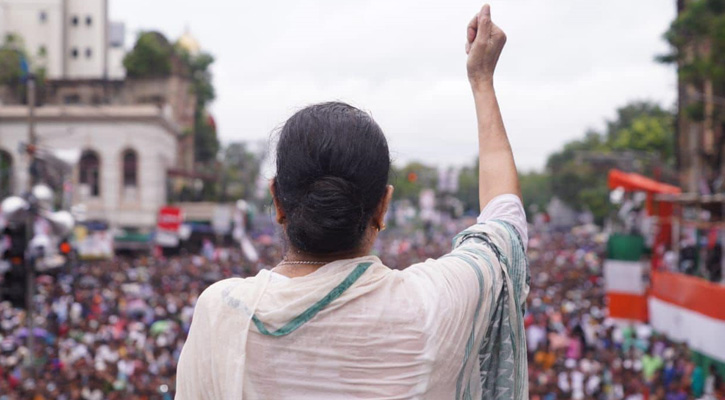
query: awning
[
  {"left": 608, "top": 169, "right": 681, "bottom": 249},
  {"left": 114, "top": 232, "right": 152, "bottom": 243},
  {"left": 608, "top": 169, "right": 681, "bottom": 194}
]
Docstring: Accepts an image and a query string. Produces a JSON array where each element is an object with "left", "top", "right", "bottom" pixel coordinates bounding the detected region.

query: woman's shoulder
[{"left": 197, "top": 272, "right": 270, "bottom": 311}]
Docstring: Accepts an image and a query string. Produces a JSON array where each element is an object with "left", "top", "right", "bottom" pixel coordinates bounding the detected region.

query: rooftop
[{"left": 0, "top": 105, "right": 181, "bottom": 134}]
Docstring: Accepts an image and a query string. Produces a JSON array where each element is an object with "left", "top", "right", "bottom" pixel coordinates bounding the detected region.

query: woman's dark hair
[{"left": 274, "top": 102, "right": 391, "bottom": 254}]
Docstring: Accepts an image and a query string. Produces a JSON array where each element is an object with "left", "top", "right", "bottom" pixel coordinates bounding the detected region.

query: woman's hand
[{"left": 466, "top": 4, "right": 506, "bottom": 90}]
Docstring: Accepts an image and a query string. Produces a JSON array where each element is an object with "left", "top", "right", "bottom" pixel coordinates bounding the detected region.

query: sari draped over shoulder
[{"left": 176, "top": 219, "right": 529, "bottom": 400}]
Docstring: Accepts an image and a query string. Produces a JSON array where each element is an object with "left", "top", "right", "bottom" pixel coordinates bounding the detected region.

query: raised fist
[{"left": 465, "top": 4, "right": 506, "bottom": 88}]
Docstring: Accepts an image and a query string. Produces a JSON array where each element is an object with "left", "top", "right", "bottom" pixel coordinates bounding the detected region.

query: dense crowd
[
  {"left": 0, "top": 218, "right": 723, "bottom": 399},
  {"left": 525, "top": 229, "right": 724, "bottom": 400}
]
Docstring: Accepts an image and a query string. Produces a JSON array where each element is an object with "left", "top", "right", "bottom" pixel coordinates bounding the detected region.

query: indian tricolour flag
[
  {"left": 649, "top": 271, "right": 725, "bottom": 362},
  {"left": 604, "top": 233, "right": 648, "bottom": 321},
  {"left": 604, "top": 259, "right": 649, "bottom": 321}
]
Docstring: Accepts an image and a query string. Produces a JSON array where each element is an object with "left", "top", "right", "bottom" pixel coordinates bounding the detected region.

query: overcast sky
[{"left": 110, "top": 0, "right": 677, "bottom": 172}]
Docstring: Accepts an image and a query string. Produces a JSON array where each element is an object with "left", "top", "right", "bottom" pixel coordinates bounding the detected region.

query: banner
[
  {"left": 158, "top": 206, "right": 183, "bottom": 232},
  {"left": 649, "top": 271, "right": 725, "bottom": 362},
  {"left": 156, "top": 206, "right": 183, "bottom": 247},
  {"left": 75, "top": 225, "right": 114, "bottom": 259}
]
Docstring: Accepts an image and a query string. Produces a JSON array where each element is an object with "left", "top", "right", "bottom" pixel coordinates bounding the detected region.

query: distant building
[
  {"left": 0, "top": 105, "right": 178, "bottom": 229},
  {"left": 0, "top": 0, "right": 125, "bottom": 80},
  {"left": 0, "top": 1, "right": 215, "bottom": 233}
]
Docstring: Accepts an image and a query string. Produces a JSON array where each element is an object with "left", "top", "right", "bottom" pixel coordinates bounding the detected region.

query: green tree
[
  {"left": 123, "top": 32, "right": 173, "bottom": 78},
  {"left": 180, "top": 50, "right": 215, "bottom": 106},
  {"left": 607, "top": 102, "right": 675, "bottom": 165},
  {"left": 193, "top": 112, "right": 219, "bottom": 164},
  {"left": 453, "top": 102, "right": 674, "bottom": 223},
  {"left": 0, "top": 34, "right": 46, "bottom": 104},
  {"left": 545, "top": 101, "right": 675, "bottom": 223},
  {"left": 0, "top": 34, "right": 25, "bottom": 85},
  {"left": 457, "top": 160, "right": 554, "bottom": 219},
  {"left": 175, "top": 44, "right": 218, "bottom": 164},
  {"left": 456, "top": 159, "right": 479, "bottom": 214},
  {"left": 659, "top": 0, "right": 725, "bottom": 88},
  {"left": 219, "top": 142, "right": 262, "bottom": 202},
  {"left": 519, "top": 171, "right": 553, "bottom": 218},
  {"left": 659, "top": 0, "right": 725, "bottom": 191},
  {"left": 391, "top": 162, "right": 438, "bottom": 203},
  {"left": 124, "top": 31, "right": 219, "bottom": 164}
]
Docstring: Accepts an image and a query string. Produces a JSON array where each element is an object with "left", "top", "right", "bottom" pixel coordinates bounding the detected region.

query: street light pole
[
  {"left": 24, "top": 74, "right": 37, "bottom": 376},
  {"left": 28, "top": 76, "right": 37, "bottom": 152}
]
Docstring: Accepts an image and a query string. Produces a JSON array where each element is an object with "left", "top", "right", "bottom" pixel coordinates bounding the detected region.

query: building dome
[{"left": 177, "top": 29, "right": 201, "bottom": 56}]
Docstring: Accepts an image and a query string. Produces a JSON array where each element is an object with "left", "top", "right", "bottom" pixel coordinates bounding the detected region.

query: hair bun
[
  {"left": 286, "top": 176, "right": 365, "bottom": 253},
  {"left": 274, "top": 102, "right": 390, "bottom": 255}
]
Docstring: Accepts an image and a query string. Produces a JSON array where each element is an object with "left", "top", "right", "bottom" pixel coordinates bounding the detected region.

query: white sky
[{"left": 110, "top": 0, "right": 678, "bottom": 172}]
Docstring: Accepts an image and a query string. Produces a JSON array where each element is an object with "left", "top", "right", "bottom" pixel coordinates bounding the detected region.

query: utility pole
[
  {"left": 28, "top": 77, "right": 37, "bottom": 151},
  {"left": 24, "top": 74, "right": 37, "bottom": 376}
]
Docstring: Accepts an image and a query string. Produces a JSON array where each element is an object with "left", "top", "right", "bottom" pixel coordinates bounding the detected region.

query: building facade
[
  {"left": 0, "top": 105, "right": 178, "bottom": 229},
  {"left": 0, "top": 1, "right": 211, "bottom": 232},
  {"left": 0, "top": 0, "right": 125, "bottom": 80}
]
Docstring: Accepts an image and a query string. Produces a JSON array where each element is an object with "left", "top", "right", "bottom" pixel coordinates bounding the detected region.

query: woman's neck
[{"left": 273, "top": 248, "right": 370, "bottom": 278}]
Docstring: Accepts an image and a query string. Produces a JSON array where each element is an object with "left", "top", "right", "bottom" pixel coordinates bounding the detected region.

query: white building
[
  {"left": 0, "top": 105, "right": 178, "bottom": 229},
  {"left": 0, "top": 0, "right": 125, "bottom": 80},
  {"left": 0, "top": 2, "right": 206, "bottom": 233}
]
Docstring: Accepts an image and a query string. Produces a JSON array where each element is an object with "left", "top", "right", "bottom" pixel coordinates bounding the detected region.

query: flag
[{"left": 649, "top": 271, "right": 725, "bottom": 362}]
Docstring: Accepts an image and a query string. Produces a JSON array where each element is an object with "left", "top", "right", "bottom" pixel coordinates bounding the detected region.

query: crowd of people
[
  {"left": 0, "top": 217, "right": 722, "bottom": 399},
  {"left": 525, "top": 229, "right": 724, "bottom": 400}
]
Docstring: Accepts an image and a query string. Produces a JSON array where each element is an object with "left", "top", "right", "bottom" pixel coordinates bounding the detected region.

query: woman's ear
[
  {"left": 269, "top": 178, "right": 286, "bottom": 224},
  {"left": 373, "top": 185, "right": 394, "bottom": 230}
]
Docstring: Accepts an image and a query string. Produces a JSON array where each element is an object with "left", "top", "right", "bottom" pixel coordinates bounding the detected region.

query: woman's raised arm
[{"left": 465, "top": 4, "right": 521, "bottom": 211}]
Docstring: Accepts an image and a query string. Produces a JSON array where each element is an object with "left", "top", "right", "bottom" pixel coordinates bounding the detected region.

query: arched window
[
  {"left": 79, "top": 150, "right": 100, "bottom": 197},
  {"left": 122, "top": 149, "right": 138, "bottom": 187},
  {"left": 0, "top": 150, "right": 13, "bottom": 198}
]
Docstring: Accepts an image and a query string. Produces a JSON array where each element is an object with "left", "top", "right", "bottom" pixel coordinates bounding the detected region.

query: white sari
[{"left": 176, "top": 198, "right": 529, "bottom": 399}]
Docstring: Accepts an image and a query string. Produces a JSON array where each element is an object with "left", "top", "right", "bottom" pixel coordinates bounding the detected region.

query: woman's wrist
[{"left": 469, "top": 78, "right": 495, "bottom": 95}]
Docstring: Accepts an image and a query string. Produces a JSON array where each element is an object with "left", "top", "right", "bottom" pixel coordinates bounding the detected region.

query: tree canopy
[
  {"left": 125, "top": 31, "right": 219, "bottom": 167},
  {"left": 659, "top": 0, "right": 725, "bottom": 91},
  {"left": 123, "top": 32, "right": 173, "bottom": 78},
  {"left": 659, "top": 0, "right": 725, "bottom": 192},
  {"left": 391, "top": 162, "right": 438, "bottom": 203},
  {"left": 176, "top": 46, "right": 218, "bottom": 164},
  {"left": 0, "top": 34, "right": 25, "bottom": 86},
  {"left": 544, "top": 101, "right": 675, "bottom": 223},
  {"left": 0, "top": 33, "right": 47, "bottom": 104},
  {"left": 219, "top": 142, "right": 262, "bottom": 202}
]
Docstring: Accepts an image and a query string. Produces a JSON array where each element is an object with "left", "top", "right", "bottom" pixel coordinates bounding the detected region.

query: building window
[
  {"left": 63, "top": 94, "right": 81, "bottom": 104},
  {"left": 71, "top": 48, "right": 78, "bottom": 58},
  {"left": 71, "top": 16, "right": 78, "bottom": 26},
  {"left": 79, "top": 150, "right": 101, "bottom": 197},
  {"left": 0, "top": 150, "right": 13, "bottom": 198},
  {"left": 86, "top": 16, "right": 92, "bottom": 26},
  {"left": 122, "top": 149, "right": 138, "bottom": 187},
  {"left": 85, "top": 48, "right": 92, "bottom": 58},
  {"left": 109, "top": 22, "right": 125, "bottom": 48},
  {"left": 39, "top": 11, "right": 47, "bottom": 23},
  {"left": 38, "top": 45, "right": 47, "bottom": 57}
]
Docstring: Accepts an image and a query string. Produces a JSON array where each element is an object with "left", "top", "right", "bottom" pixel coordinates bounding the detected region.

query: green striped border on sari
[{"left": 251, "top": 262, "right": 373, "bottom": 337}]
